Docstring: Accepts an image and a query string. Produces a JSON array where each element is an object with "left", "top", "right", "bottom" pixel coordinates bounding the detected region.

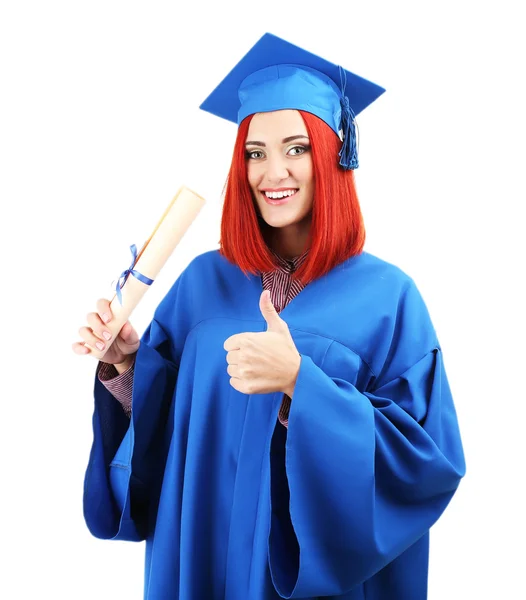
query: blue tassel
[
  {"left": 338, "top": 95, "right": 359, "bottom": 170},
  {"left": 338, "top": 66, "right": 359, "bottom": 170}
]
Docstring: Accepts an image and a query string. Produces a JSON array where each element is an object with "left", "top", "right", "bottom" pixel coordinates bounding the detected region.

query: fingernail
[
  {"left": 95, "top": 341, "right": 105, "bottom": 350},
  {"left": 102, "top": 313, "right": 110, "bottom": 323},
  {"left": 102, "top": 331, "right": 111, "bottom": 340}
]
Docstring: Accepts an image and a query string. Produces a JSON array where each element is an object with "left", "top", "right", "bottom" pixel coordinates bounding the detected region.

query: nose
[{"left": 266, "top": 153, "right": 289, "bottom": 183}]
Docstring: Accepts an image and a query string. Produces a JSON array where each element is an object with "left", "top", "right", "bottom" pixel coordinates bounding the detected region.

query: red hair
[{"left": 218, "top": 110, "right": 365, "bottom": 285}]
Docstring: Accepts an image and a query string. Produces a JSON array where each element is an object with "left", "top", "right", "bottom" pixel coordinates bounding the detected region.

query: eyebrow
[{"left": 245, "top": 135, "right": 310, "bottom": 147}]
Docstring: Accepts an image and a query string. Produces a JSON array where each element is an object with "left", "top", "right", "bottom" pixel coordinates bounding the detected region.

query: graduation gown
[{"left": 83, "top": 250, "right": 465, "bottom": 599}]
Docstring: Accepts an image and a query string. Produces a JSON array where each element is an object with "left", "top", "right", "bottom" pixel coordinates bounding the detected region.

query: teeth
[{"left": 264, "top": 189, "right": 297, "bottom": 199}]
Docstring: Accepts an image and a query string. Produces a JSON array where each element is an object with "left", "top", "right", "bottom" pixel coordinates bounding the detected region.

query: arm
[
  {"left": 83, "top": 271, "right": 190, "bottom": 542},
  {"left": 97, "top": 359, "right": 136, "bottom": 417},
  {"left": 268, "top": 282, "right": 466, "bottom": 598},
  {"left": 277, "top": 394, "right": 292, "bottom": 428}
]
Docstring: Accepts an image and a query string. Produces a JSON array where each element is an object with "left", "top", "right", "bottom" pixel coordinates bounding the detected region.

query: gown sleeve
[
  {"left": 83, "top": 273, "right": 188, "bottom": 542},
  {"left": 268, "top": 280, "right": 466, "bottom": 598}
]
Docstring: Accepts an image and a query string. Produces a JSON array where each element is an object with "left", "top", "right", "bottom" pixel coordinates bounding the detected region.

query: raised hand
[{"left": 223, "top": 290, "right": 301, "bottom": 396}]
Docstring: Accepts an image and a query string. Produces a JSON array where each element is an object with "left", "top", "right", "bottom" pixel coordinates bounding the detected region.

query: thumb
[
  {"left": 260, "top": 290, "right": 285, "bottom": 332},
  {"left": 119, "top": 321, "right": 139, "bottom": 344}
]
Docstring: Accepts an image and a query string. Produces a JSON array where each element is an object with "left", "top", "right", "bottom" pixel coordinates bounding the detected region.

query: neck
[{"left": 263, "top": 219, "right": 311, "bottom": 260}]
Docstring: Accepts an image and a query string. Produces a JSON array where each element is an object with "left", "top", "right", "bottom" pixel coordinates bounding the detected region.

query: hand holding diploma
[
  {"left": 72, "top": 298, "right": 140, "bottom": 370},
  {"left": 72, "top": 185, "right": 205, "bottom": 364}
]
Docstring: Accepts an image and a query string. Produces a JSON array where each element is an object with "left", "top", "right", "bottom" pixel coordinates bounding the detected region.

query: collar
[{"left": 268, "top": 247, "right": 309, "bottom": 272}]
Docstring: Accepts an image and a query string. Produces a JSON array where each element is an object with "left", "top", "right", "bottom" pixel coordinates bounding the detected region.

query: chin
[{"left": 259, "top": 210, "right": 300, "bottom": 229}]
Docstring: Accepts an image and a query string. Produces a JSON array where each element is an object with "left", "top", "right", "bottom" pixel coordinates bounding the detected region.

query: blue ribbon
[{"left": 115, "top": 244, "right": 154, "bottom": 304}]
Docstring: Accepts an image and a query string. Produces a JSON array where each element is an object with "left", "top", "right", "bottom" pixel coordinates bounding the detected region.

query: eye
[
  {"left": 245, "top": 149, "right": 265, "bottom": 160},
  {"left": 288, "top": 145, "right": 309, "bottom": 156}
]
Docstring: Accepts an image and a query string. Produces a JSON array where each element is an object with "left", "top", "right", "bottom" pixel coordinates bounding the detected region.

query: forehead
[{"left": 246, "top": 109, "right": 308, "bottom": 140}]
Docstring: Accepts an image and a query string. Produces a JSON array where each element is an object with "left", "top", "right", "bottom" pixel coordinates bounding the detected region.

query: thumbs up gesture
[{"left": 223, "top": 290, "right": 301, "bottom": 397}]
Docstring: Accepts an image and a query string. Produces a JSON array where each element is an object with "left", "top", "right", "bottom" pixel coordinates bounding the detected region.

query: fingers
[
  {"left": 72, "top": 298, "right": 113, "bottom": 356},
  {"left": 73, "top": 298, "right": 141, "bottom": 359},
  {"left": 77, "top": 324, "right": 108, "bottom": 352},
  {"left": 226, "top": 364, "right": 240, "bottom": 378},
  {"left": 94, "top": 299, "right": 138, "bottom": 343},
  {"left": 87, "top": 311, "right": 113, "bottom": 344},
  {"left": 72, "top": 340, "right": 90, "bottom": 355},
  {"left": 96, "top": 298, "right": 113, "bottom": 324},
  {"left": 225, "top": 351, "right": 239, "bottom": 365}
]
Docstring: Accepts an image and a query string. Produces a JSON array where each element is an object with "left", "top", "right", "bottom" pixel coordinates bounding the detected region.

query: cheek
[
  {"left": 297, "top": 159, "right": 313, "bottom": 186},
  {"left": 300, "top": 164, "right": 315, "bottom": 205},
  {"left": 247, "top": 163, "right": 261, "bottom": 190}
]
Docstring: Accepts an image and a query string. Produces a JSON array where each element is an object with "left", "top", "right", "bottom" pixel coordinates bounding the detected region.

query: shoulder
[
  {"left": 350, "top": 250, "right": 412, "bottom": 280},
  {"left": 153, "top": 250, "right": 232, "bottom": 337},
  {"left": 155, "top": 250, "right": 225, "bottom": 307},
  {"left": 166, "top": 249, "right": 247, "bottom": 307},
  {"left": 339, "top": 251, "right": 420, "bottom": 301},
  {"left": 344, "top": 251, "right": 437, "bottom": 347},
  {"left": 168, "top": 250, "right": 228, "bottom": 290},
  {"left": 342, "top": 253, "right": 440, "bottom": 383},
  {"left": 184, "top": 249, "right": 234, "bottom": 277}
]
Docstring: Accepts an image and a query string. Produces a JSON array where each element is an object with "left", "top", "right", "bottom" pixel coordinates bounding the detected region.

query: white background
[{"left": 1, "top": 0, "right": 524, "bottom": 598}]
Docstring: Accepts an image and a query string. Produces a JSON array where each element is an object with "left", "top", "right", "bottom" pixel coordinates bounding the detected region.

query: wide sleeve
[
  {"left": 268, "top": 289, "right": 465, "bottom": 598},
  {"left": 83, "top": 273, "right": 189, "bottom": 542}
]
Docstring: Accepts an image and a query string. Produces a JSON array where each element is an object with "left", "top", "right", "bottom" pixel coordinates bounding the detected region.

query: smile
[{"left": 261, "top": 189, "right": 299, "bottom": 205}]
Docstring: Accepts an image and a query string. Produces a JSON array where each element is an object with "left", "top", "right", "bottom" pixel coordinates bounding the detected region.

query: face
[{"left": 245, "top": 110, "right": 314, "bottom": 232}]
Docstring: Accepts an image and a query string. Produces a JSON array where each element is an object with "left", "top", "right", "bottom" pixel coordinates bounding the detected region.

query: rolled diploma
[{"left": 86, "top": 185, "right": 206, "bottom": 360}]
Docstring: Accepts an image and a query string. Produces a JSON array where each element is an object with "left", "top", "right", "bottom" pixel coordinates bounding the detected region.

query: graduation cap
[{"left": 199, "top": 33, "right": 385, "bottom": 169}]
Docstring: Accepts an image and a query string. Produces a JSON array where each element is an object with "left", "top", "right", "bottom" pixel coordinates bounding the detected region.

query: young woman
[{"left": 74, "top": 33, "right": 465, "bottom": 600}]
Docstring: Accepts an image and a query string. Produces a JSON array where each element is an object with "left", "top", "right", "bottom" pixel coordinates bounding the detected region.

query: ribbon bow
[{"left": 115, "top": 244, "right": 154, "bottom": 304}]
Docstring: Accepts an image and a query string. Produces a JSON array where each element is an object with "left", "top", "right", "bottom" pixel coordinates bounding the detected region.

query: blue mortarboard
[{"left": 199, "top": 33, "right": 385, "bottom": 169}]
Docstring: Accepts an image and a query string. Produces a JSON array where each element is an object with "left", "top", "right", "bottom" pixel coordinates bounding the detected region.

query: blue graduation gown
[{"left": 83, "top": 250, "right": 465, "bottom": 599}]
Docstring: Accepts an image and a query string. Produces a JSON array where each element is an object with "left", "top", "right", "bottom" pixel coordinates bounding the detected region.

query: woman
[{"left": 74, "top": 33, "right": 465, "bottom": 600}]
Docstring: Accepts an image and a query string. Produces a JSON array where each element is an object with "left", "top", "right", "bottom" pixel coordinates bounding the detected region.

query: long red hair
[{"left": 218, "top": 110, "right": 365, "bottom": 285}]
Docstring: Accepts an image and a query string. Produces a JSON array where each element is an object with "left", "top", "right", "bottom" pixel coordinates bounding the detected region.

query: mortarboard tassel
[
  {"left": 338, "top": 95, "right": 359, "bottom": 170},
  {"left": 338, "top": 65, "right": 359, "bottom": 170}
]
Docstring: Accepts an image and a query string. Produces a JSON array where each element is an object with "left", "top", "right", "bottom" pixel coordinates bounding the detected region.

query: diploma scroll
[{"left": 87, "top": 185, "right": 206, "bottom": 360}]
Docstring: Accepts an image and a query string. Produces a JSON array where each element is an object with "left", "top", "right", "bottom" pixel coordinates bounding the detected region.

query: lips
[{"left": 262, "top": 189, "right": 298, "bottom": 205}]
